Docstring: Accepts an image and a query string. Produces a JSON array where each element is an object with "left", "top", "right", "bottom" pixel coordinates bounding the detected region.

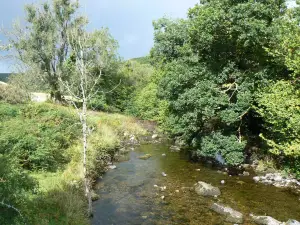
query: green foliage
[
  {"left": 0, "top": 155, "right": 36, "bottom": 225},
  {"left": 0, "top": 102, "right": 19, "bottom": 119},
  {"left": 0, "top": 101, "right": 146, "bottom": 224},
  {"left": 144, "top": 0, "right": 290, "bottom": 166},
  {"left": 0, "top": 103, "right": 80, "bottom": 171},
  {"left": 256, "top": 80, "right": 300, "bottom": 176},
  {"left": 199, "top": 132, "right": 246, "bottom": 166}
]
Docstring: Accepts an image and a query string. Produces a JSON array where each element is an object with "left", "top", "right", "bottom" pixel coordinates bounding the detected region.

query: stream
[{"left": 92, "top": 141, "right": 300, "bottom": 225}]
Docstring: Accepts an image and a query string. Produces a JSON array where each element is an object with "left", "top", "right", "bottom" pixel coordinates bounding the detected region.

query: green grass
[{"left": 0, "top": 102, "right": 146, "bottom": 224}]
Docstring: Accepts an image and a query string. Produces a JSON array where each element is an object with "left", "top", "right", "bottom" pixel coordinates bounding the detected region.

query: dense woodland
[{"left": 0, "top": 0, "right": 300, "bottom": 224}]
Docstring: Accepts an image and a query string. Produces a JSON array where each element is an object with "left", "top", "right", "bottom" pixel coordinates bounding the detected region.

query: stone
[
  {"left": 243, "top": 171, "right": 250, "bottom": 176},
  {"left": 139, "top": 154, "right": 152, "bottom": 160},
  {"left": 175, "top": 190, "right": 180, "bottom": 193},
  {"left": 162, "top": 153, "right": 166, "bottom": 157},
  {"left": 170, "top": 145, "right": 181, "bottom": 152},
  {"left": 162, "top": 172, "right": 167, "bottom": 177},
  {"left": 108, "top": 165, "right": 117, "bottom": 170},
  {"left": 152, "top": 134, "right": 159, "bottom": 139},
  {"left": 250, "top": 214, "right": 282, "bottom": 225},
  {"left": 161, "top": 196, "right": 165, "bottom": 200},
  {"left": 253, "top": 176, "right": 260, "bottom": 182},
  {"left": 286, "top": 219, "right": 300, "bottom": 225},
  {"left": 221, "top": 180, "right": 225, "bottom": 184},
  {"left": 196, "top": 168, "right": 201, "bottom": 171},
  {"left": 129, "top": 135, "right": 138, "bottom": 144},
  {"left": 195, "top": 181, "right": 221, "bottom": 197},
  {"left": 211, "top": 203, "right": 243, "bottom": 224},
  {"left": 154, "top": 184, "right": 159, "bottom": 188},
  {"left": 243, "top": 164, "right": 250, "bottom": 169}
]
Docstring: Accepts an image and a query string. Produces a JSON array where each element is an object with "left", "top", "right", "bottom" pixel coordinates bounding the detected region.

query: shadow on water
[{"left": 92, "top": 142, "right": 300, "bottom": 225}]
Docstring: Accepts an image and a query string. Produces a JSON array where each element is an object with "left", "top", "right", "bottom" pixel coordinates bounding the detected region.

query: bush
[
  {"left": 0, "top": 154, "right": 37, "bottom": 225},
  {"left": 0, "top": 84, "right": 29, "bottom": 104},
  {"left": 0, "top": 103, "right": 81, "bottom": 171}
]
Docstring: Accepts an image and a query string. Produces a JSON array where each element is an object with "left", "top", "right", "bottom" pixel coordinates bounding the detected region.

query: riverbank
[{"left": 0, "top": 102, "right": 147, "bottom": 225}]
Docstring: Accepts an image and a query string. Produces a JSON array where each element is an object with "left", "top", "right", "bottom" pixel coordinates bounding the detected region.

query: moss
[{"left": 139, "top": 154, "right": 152, "bottom": 160}]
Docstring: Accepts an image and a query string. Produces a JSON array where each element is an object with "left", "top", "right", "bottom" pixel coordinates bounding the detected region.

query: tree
[
  {"left": 59, "top": 26, "right": 118, "bottom": 216},
  {"left": 149, "top": 0, "right": 288, "bottom": 166},
  {"left": 4, "top": 0, "right": 85, "bottom": 101}
]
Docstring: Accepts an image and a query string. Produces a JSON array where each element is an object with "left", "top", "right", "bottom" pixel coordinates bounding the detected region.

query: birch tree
[{"left": 59, "top": 27, "right": 118, "bottom": 216}]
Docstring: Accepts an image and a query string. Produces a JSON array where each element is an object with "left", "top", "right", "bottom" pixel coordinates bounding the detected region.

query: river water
[{"left": 92, "top": 142, "right": 300, "bottom": 225}]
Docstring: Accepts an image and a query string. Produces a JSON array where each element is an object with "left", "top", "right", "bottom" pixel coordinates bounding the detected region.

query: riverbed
[{"left": 92, "top": 142, "right": 300, "bottom": 225}]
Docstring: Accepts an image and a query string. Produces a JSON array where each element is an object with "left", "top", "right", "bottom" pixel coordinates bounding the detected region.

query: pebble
[
  {"left": 175, "top": 190, "right": 180, "bottom": 193},
  {"left": 162, "top": 172, "right": 167, "bottom": 177},
  {"left": 221, "top": 180, "right": 225, "bottom": 184},
  {"left": 154, "top": 184, "right": 159, "bottom": 188},
  {"left": 161, "top": 196, "right": 165, "bottom": 200},
  {"left": 196, "top": 169, "right": 201, "bottom": 171},
  {"left": 162, "top": 153, "right": 166, "bottom": 157}
]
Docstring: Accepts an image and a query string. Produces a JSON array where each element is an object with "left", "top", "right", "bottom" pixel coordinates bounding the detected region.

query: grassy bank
[{"left": 0, "top": 102, "right": 146, "bottom": 225}]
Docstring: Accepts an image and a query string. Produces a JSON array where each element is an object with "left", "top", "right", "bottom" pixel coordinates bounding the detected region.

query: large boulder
[
  {"left": 195, "top": 181, "right": 221, "bottom": 197},
  {"left": 211, "top": 203, "right": 243, "bottom": 224},
  {"left": 250, "top": 214, "right": 283, "bottom": 225}
]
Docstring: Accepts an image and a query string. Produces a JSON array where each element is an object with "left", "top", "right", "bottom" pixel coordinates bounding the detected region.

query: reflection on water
[{"left": 92, "top": 143, "right": 300, "bottom": 225}]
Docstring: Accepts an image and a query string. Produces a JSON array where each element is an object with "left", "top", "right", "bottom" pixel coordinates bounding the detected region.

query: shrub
[
  {"left": 0, "top": 103, "right": 81, "bottom": 171},
  {"left": 0, "top": 154, "right": 37, "bottom": 225},
  {"left": 0, "top": 83, "right": 29, "bottom": 104}
]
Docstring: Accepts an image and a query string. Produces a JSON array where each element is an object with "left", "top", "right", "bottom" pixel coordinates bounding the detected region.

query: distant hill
[
  {"left": 130, "top": 56, "right": 152, "bottom": 65},
  {"left": 0, "top": 73, "right": 11, "bottom": 82}
]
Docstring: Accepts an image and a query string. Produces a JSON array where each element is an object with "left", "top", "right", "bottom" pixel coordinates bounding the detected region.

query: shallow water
[{"left": 92, "top": 142, "right": 300, "bottom": 225}]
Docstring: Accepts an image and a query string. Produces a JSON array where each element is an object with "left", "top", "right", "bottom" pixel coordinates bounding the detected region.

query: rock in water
[
  {"left": 152, "top": 134, "right": 159, "bottom": 139},
  {"left": 108, "top": 165, "right": 117, "bottom": 169},
  {"left": 162, "top": 172, "right": 167, "bottom": 177},
  {"left": 211, "top": 203, "right": 243, "bottom": 224},
  {"left": 221, "top": 180, "right": 225, "bottom": 184},
  {"left": 139, "top": 154, "right": 152, "bottom": 160},
  {"left": 286, "top": 219, "right": 300, "bottom": 225},
  {"left": 250, "top": 214, "right": 282, "bottom": 225},
  {"left": 162, "top": 153, "right": 166, "bottom": 157},
  {"left": 195, "top": 181, "right": 221, "bottom": 197},
  {"left": 170, "top": 145, "right": 181, "bottom": 152},
  {"left": 253, "top": 176, "right": 260, "bottom": 182}
]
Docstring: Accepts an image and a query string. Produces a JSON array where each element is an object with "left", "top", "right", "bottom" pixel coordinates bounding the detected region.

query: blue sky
[{"left": 0, "top": 0, "right": 199, "bottom": 72}]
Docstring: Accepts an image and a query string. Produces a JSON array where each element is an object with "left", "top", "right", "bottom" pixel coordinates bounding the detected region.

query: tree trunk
[
  {"left": 82, "top": 99, "right": 93, "bottom": 217},
  {"left": 49, "top": 77, "right": 62, "bottom": 102}
]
